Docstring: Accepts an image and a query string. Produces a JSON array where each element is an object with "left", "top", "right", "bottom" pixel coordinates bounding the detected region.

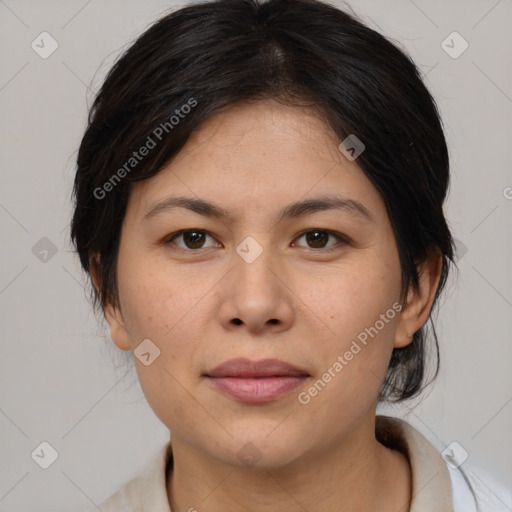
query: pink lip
[{"left": 204, "top": 358, "right": 310, "bottom": 403}]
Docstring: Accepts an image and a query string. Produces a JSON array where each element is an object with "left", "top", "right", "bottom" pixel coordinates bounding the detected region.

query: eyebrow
[{"left": 143, "top": 195, "right": 374, "bottom": 223}]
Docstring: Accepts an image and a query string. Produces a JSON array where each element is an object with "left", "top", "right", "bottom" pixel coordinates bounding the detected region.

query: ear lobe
[
  {"left": 104, "top": 303, "right": 132, "bottom": 351},
  {"left": 394, "top": 250, "right": 443, "bottom": 349},
  {"left": 89, "top": 253, "right": 132, "bottom": 352}
]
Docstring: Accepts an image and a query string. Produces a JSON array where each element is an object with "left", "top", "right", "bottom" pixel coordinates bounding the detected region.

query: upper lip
[{"left": 205, "top": 358, "right": 310, "bottom": 378}]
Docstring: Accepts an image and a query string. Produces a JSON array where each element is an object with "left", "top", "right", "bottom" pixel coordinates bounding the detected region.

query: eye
[
  {"left": 162, "top": 228, "right": 349, "bottom": 253},
  {"left": 163, "top": 229, "right": 220, "bottom": 250},
  {"left": 292, "top": 229, "right": 348, "bottom": 252}
]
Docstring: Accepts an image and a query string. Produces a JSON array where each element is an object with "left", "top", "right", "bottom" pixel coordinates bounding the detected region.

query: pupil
[
  {"left": 186, "top": 231, "right": 204, "bottom": 248},
  {"left": 307, "top": 230, "right": 327, "bottom": 248}
]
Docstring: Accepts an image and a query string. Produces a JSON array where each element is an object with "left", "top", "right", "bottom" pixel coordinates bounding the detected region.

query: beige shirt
[{"left": 92, "top": 416, "right": 479, "bottom": 512}]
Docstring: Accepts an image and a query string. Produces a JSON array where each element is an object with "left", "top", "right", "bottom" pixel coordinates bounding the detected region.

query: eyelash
[{"left": 162, "top": 228, "right": 350, "bottom": 254}]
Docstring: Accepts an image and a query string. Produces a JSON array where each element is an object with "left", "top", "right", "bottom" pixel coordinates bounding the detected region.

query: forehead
[
  {"left": 186, "top": 99, "right": 337, "bottom": 146},
  {"left": 124, "top": 99, "right": 387, "bottom": 225}
]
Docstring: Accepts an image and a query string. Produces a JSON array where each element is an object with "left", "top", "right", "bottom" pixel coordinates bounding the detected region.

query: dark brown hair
[{"left": 70, "top": 0, "right": 456, "bottom": 402}]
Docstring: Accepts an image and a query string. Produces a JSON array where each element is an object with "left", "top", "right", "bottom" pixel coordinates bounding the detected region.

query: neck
[{"left": 167, "top": 415, "right": 412, "bottom": 512}]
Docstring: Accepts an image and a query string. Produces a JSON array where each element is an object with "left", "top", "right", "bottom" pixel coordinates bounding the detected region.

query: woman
[{"left": 71, "top": 0, "right": 484, "bottom": 510}]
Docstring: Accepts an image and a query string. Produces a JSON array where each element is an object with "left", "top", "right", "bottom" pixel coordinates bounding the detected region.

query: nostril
[{"left": 232, "top": 318, "right": 243, "bottom": 325}]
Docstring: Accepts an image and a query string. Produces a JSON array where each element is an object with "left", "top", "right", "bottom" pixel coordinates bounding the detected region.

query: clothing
[{"left": 92, "top": 415, "right": 482, "bottom": 511}]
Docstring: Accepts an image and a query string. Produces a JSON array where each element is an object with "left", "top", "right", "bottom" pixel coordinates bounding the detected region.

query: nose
[{"left": 218, "top": 239, "right": 294, "bottom": 335}]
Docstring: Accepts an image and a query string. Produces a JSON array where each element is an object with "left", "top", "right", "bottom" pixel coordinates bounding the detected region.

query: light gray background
[{"left": 0, "top": 0, "right": 511, "bottom": 510}]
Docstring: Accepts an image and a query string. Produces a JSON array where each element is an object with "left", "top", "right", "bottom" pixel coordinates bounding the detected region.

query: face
[{"left": 104, "top": 99, "right": 423, "bottom": 468}]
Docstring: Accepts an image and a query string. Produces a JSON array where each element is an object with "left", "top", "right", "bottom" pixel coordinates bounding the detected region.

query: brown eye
[
  {"left": 305, "top": 230, "right": 329, "bottom": 248},
  {"left": 182, "top": 231, "right": 206, "bottom": 249},
  {"left": 293, "top": 229, "right": 347, "bottom": 251},
  {"left": 166, "top": 230, "right": 219, "bottom": 250}
]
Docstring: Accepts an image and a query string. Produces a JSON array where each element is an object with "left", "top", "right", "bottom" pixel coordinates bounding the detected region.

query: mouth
[{"left": 203, "top": 358, "right": 311, "bottom": 403}]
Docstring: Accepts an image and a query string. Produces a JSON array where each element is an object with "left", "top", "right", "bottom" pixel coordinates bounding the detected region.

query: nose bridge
[{"left": 233, "top": 233, "right": 277, "bottom": 290}]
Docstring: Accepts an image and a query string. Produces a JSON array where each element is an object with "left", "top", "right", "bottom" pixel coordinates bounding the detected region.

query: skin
[{"left": 93, "top": 99, "right": 442, "bottom": 512}]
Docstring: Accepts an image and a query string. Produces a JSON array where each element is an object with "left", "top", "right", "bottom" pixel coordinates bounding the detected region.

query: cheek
[
  {"left": 297, "top": 257, "right": 401, "bottom": 403},
  {"left": 305, "top": 257, "right": 401, "bottom": 341},
  {"left": 116, "top": 264, "right": 208, "bottom": 428},
  {"left": 117, "top": 261, "right": 203, "bottom": 343},
  {"left": 297, "top": 297, "right": 399, "bottom": 429}
]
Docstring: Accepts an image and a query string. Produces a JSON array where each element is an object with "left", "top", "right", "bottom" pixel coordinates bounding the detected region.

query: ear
[
  {"left": 89, "top": 254, "right": 131, "bottom": 351},
  {"left": 394, "top": 249, "right": 443, "bottom": 348}
]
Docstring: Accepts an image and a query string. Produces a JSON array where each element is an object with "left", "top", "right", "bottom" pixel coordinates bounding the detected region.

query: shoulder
[
  {"left": 449, "top": 464, "right": 512, "bottom": 512},
  {"left": 87, "top": 441, "right": 173, "bottom": 512},
  {"left": 375, "top": 415, "right": 510, "bottom": 512},
  {"left": 448, "top": 466, "right": 478, "bottom": 512},
  {"left": 94, "top": 472, "right": 144, "bottom": 512}
]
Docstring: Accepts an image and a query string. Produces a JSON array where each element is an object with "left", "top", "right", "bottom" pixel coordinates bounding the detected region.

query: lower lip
[{"left": 206, "top": 376, "right": 309, "bottom": 403}]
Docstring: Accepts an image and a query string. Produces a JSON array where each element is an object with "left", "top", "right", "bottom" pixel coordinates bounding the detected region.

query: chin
[{"left": 212, "top": 426, "right": 308, "bottom": 470}]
